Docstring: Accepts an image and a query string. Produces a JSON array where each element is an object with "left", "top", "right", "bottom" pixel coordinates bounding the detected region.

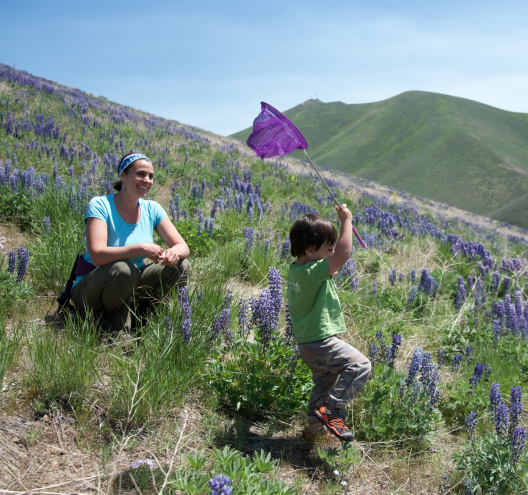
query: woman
[{"left": 71, "top": 152, "right": 190, "bottom": 331}]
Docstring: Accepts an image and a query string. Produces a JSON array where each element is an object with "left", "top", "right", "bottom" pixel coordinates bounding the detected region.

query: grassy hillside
[
  {"left": 231, "top": 92, "right": 528, "bottom": 227},
  {"left": 3, "top": 65, "right": 528, "bottom": 494}
]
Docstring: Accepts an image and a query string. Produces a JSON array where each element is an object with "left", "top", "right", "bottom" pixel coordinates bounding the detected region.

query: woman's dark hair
[
  {"left": 289, "top": 214, "right": 338, "bottom": 257},
  {"left": 112, "top": 152, "right": 147, "bottom": 192}
]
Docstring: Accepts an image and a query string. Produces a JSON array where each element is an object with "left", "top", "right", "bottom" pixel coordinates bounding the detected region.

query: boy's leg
[
  {"left": 298, "top": 340, "right": 340, "bottom": 425},
  {"left": 71, "top": 260, "right": 140, "bottom": 331},
  {"left": 326, "top": 339, "right": 372, "bottom": 419},
  {"left": 299, "top": 336, "right": 371, "bottom": 441}
]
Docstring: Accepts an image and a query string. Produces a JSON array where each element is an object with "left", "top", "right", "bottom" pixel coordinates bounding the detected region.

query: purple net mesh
[{"left": 247, "top": 102, "right": 308, "bottom": 159}]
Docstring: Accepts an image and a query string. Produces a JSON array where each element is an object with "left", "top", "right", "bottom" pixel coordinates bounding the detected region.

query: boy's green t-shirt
[{"left": 287, "top": 257, "right": 346, "bottom": 344}]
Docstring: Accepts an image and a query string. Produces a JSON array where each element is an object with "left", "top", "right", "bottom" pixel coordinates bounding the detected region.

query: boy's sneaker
[{"left": 314, "top": 404, "right": 355, "bottom": 441}]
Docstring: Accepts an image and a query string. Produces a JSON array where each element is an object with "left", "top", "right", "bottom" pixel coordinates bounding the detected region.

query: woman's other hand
[
  {"left": 159, "top": 247, "right": 180, "bottom": 267},
  {"left": 142, "top": 242, "right": 164, "bottom": 263}
]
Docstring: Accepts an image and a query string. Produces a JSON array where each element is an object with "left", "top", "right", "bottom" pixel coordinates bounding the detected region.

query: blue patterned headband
[{"left": 118, "top": 153, "right": 151, "bottom": 176}]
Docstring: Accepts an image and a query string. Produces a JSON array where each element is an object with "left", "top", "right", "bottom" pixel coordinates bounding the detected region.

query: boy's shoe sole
[{"left": 314, "top": 404, "right": 355, "bottom": 442}]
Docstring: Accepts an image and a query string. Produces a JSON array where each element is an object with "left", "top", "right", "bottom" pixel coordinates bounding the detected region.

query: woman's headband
[{"left": 118, "top": 153, "right": 151, "bottom": 176}]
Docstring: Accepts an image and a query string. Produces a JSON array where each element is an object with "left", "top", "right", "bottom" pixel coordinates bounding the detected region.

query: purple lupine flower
[
  {"left": 496, "top": 403, "right": 509, "bottom": 437},
  {"left": 437, "top": 350, "right": 446, "bottom": 366},
  {"left": 511, "top": 385, "right": 522, "bottom": 403},
  {"left": 420, "top": 352, "right": 432, "bottom": 372},
  {"left": 69, "top": 165, "right": 74, "bottom": 177},
  {"left": 251, "top": 289, "right": 275, "bottom": 344},
  {"left": 406, "top": 347, "right": 424, "bottom": 385},
  {"left": 197, "top": 210, "right": 204, "bottom": 235},
  {"left": 165, "top": 316, "right": 172, "bottom": 333},
  {"left": 178, "top": 286, "right": 191, "bottom": 342},
  {"left": 469, "top": 363, "right": 484, "bottom": 389},
  {"left": 511, "top": 427, "right": 526, "bottom": 463},
  {"left": 410, "top": 269, "right": 416, "bottom": 283},
  {"left": 463, "top": 479, "right": 475, "bottom": 495},
  {"left": 418, "top": 269, "right": 430, "bottom": 292},
  {"left": 503, "top": 276, "right": 511, "bottom": 294},
  {"left": 368, "top": 344, "right": 380, "bottom": 364},
  {"left": 407, "top": 285, "right": 418, "bottom": 305},
  {"left": 281, "top": 237, "right": 291, "bottom": 258},
  {"left": 389, "top": 268, "right": 396, "bottom": 286},
  {"left": 467, "top": 275, "right": 473, "bottom": 288},
  {"left": 209, "top": 474, "right": 232, "bottom": 495},
  {"left": 237, "top": 298, "right": 249, "bottom": 335},
  {"left": 268, "top": 267, "right": 283, "bottom": 322},
  {"left": 53, "top": 163, "right": 58, "bottom": 178},
  {"left": 243, "top": 226, "right": 254, "bottom": 251},
  {"left": 509, "top": 401, "right": 523, "bottom": 436},
  {"left": 42, "top": 217, "right": 50, "bottom": 234},
  {"left": 515, "top": 288, "right": 523, "bottom": 318},
  {"left": 16, "top": 248, "right": 29, "bottom": 282},
  {"left": 391, "top": 335, "right": 402, "bottom": 359},
  {"left": 456, "top": 284, "right": 466, "bottom": 309},
  {"left": 451, "top": 353, "right": 462, "bottom": 371},
  {"left": 384, "top": 345, "right": 393, "bottom": 365},
  {"left": 484, "top": 364, "right": 492, "bottom": 382},
  {"left": 490, "top": 383, "right": 502, "bottom": 420},
  {"left": 491, "top": 272, "right": 500, "bottom": 292},
  {"left": 7, "top": 250, "right": 16, "bottom": 274},
  {"left": 493, "top": 320, "right": 501, "bottom": 342},
  {"left": 371, "top": 280, "right": 379, "bottom": 296},
  {"left": 465, "top": 411, "right": 477, "bottom": 440},
  {"left": 10, "top": 169, "right": 19, "bottom": 193}
]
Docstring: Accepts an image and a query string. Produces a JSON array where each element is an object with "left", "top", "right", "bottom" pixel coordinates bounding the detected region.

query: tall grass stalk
[
  {"left": 25, "top": 315, "right": 103, "bottom": 412},
  {"left": 0, "top": 311, "right": 20, "bottom": 395}
]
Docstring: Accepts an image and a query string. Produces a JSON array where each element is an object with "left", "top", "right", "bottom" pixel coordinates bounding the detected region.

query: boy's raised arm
[{"left": 328, "top": 204, "right": 353, "bottom": 275}]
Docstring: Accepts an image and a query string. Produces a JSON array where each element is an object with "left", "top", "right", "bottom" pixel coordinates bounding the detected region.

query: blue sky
[{"left": 2, "top": 0, "right": 528, "bottom": 135}]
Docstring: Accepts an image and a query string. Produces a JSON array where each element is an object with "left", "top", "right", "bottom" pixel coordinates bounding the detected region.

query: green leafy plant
[
  {"left": 353, "top": 362, "right": 443, "bottom": 443},
  {"left": 207, "top": 335, "right": 312, "bottom": 420},
  {"left": 454, "top": 433, "right": 528, "bottom": 494}
]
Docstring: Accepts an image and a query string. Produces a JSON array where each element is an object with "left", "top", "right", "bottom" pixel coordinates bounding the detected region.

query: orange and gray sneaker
[{"left": 314, "top": 403, "right": 355, "bottom": 441}]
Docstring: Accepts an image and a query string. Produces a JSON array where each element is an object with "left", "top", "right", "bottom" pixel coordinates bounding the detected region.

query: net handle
[{"left": 302, "top": 150, "right": 366, "bottom": 249}]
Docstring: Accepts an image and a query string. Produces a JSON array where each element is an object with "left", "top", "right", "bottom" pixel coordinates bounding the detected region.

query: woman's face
[{"left": 121, "top": 159, "right": 154, "bottom": 198}]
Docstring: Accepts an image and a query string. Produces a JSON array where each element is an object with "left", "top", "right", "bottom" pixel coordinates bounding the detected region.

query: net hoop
[{"left": 260, "top": 101, "right": 308, "bottom": 150}]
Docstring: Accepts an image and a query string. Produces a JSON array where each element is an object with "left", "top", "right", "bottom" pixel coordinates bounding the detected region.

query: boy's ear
[{"left": 305, "top": 246, "right": 315, "bottom": 256}]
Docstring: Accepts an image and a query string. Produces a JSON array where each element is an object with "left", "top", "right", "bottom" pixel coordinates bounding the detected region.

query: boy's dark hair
[{"left": 289, "top": 214, "right": 337, "bottom": 257}]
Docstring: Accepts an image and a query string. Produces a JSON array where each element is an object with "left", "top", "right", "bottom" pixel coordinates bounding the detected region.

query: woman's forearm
[
  {"left": 88, "top": 243, "right": 147, "bottom": 266},
  {"left": 166, "top": 241, "right": 190, "bottom": 259}
]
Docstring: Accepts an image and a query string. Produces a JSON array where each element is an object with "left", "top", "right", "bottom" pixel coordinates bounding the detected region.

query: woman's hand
[
  {"left": 159, "top": 247, "right": 180, "bottom": 267},
  {"left": 142, "top": 242, "right": 164, "bottom": 263}
]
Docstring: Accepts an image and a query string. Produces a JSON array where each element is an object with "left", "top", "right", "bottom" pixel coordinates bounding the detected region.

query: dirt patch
[{"left": 0, "top": 223, "right": 30, "bottom": 252}]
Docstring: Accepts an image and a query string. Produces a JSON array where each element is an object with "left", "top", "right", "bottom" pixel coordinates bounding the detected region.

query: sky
[{"left": 2, "top": 0, "right": 528, "bottom": 136}]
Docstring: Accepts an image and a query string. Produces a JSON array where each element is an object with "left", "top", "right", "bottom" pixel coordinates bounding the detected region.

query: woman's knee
[
  {"left": 163, "top": 259, "right": 191, "bottom": 286},
  {"left": 108, "top": 260, "right": 139, "bottom": 287}
]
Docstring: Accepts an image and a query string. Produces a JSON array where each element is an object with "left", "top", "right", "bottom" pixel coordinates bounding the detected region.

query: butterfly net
[{"left": 247, "top": 102, "right": 308, "bottom": 159}]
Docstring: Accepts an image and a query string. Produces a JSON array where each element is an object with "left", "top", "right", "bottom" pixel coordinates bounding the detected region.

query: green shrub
[
  {"left": 207, "top": 335, "right": 312, "bottom": 421},
  {"left": 352, "top": 362, "right": 443, "bottom": 444}
]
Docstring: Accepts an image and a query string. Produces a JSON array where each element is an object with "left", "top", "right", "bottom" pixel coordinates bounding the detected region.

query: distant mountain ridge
[{"left": 231, "top": 92, "right": 528, "bottom": 228}]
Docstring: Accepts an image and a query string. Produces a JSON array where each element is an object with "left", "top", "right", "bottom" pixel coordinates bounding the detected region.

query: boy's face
[{"left": 304, "top": 241, "right": 335, "bottom": 261}]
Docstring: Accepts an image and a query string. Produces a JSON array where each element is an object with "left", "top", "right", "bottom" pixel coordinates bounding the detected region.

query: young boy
[{"left": 287, "top": 205, "right": 371, "bottom": 441}]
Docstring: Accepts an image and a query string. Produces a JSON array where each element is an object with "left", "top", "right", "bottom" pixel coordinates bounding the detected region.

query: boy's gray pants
[
  {"left": 71, "top": 259, "right": 190, "bottom": 331},
  {"left": 298, "top": 335, "right": 371, "bottom": 424}
]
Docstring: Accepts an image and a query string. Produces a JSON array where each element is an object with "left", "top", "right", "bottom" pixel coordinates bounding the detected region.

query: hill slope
[{"left": 231, "top": 92, "right": 528, "bottom": 227}]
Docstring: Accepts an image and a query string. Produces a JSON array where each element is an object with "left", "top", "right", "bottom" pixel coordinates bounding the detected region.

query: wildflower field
[{"left": 2, "top": 63, "right": 528, "bottom": 494}]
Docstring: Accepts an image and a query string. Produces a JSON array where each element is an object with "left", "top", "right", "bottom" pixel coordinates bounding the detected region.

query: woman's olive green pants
[{"left": 71, "top": 259, "right": 190, "bottom": 331}]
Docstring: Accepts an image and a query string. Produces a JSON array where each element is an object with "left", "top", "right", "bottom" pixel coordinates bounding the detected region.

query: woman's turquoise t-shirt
[{"left": 72, "top": 194, "right": 167, "bottom": 287}]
